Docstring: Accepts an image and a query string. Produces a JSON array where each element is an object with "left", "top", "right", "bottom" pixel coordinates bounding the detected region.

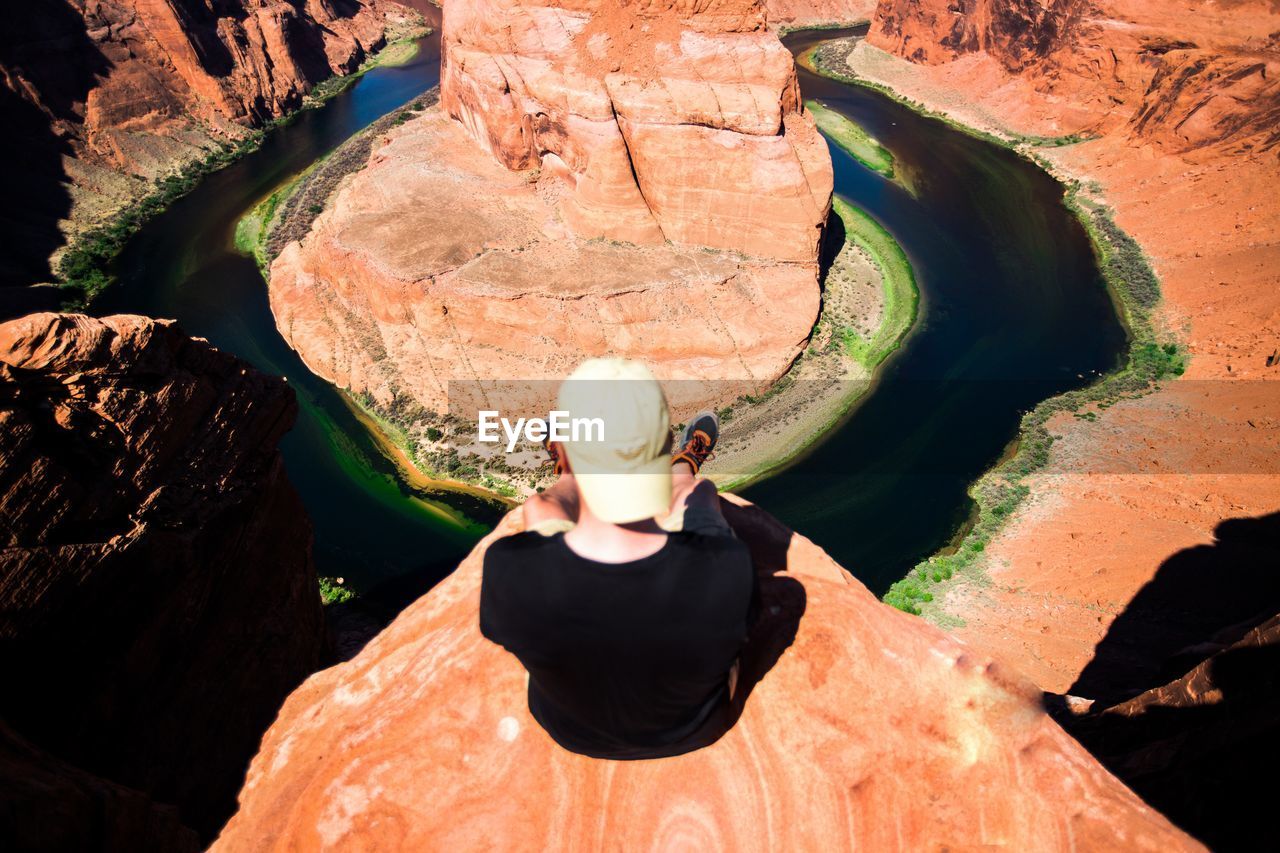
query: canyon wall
[
  {"left": 0, "top": 313, "right": 327, "bottom": 842},
  {"left": 765, "top": 0, "right": 876, "bottom": 28},
  {"left": 214, "top": 499, "right": 1200, "bottom": 850},
  {"left": 0, "top": 0, "right": 404, "bottom": 289},
  {"left": 870, "top": 0, "right": 1280, "bottom": 152},
  {"left": 440, "top": 0, "right": 831, "bottom": 262},
  {"left": 1065, "top": 607, "right": 1280, "bottom": 851}
]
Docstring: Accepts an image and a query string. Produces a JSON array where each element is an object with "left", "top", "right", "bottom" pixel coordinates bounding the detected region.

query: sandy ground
[{"left": 841, "top": 41, "right": 1280, "bottom": 695}]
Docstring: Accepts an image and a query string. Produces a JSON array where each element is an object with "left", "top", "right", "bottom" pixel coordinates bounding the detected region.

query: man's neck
[{"left": 563, "top": 506, "right": 668, "bottom": 564}]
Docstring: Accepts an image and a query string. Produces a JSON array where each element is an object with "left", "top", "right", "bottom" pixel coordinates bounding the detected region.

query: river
[{"left": 92, "top": 22, "right": 1126, "bottom": 602}]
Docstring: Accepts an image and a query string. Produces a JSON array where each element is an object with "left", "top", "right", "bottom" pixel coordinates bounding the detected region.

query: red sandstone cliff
[
  {"left": 0, "top": 313, "right": 328, "bottom": 843},
  {"left": 765, "top": 0, "right": 875, "bottom": 28},
  {"left": 214, "top": 499, "right": 1200, "bottom": 850},
  {"left": 1063, "top": 608, "right": 1280, "bottom": 849},
  {"left": 440, "top": 0, "right": 831, "bottom": 261},
  {"left": 267, "top": 0, "right": 832, "bottom": 427},
  {"left": 0, "top": 0, "right": 405, "bottom": 287},
  {"left": 869, "top": 0, "right": 1280, "bottom": 152}
]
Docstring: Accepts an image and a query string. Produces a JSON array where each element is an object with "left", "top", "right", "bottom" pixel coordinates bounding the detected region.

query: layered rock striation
[
  {"left": 440, "top": 0, "right": 832, "bottom": 261},
  {"left": 844, "top": 2, "right": 1279, "bottom": 845},
  {"left": 269, "top": 109, "right": 822, "bottom": 419},
  {"left": 269, "top": 0, "right": 835, "bottom": 425},
  {"left": 214, "top": 499, "right": 1200, "bottom": 850},
  {"left": 0, "top": 313, "right": 327, "bottom": 842}
]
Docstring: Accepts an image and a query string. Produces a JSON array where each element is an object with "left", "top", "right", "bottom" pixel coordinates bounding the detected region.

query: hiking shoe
[
  {"left": 543, "top": 436, "right": 565, "bottom": 476},
  {"left": 673, "top": 411, "right": 719, "bottom": 474}
]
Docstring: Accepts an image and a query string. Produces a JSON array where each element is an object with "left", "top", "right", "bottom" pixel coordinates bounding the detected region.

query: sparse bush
[{"left": 318, "top": 576, "right": 355, "bottom": 605}]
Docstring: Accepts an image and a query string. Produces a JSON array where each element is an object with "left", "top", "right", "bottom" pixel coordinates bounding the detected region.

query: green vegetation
[
  {"left": 234, "top": 171, "right": 305, "bottom": 268},
  {"left": 884, "top": 186, "right": 1185, "bottom": 616},
  {"left": 806, "top": 99, "right": 894, "bottom": 178},
  {"left": 318, "top": 576, "right": 355, "bottom": 605},
  {"left": 832, "top": 196, "right": 918, "bottom": 369},
  {"left": 60, "top": 136, "right": 267, "bottom": 304}
]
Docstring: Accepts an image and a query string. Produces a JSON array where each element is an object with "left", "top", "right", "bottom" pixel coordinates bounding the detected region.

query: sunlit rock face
[
  {"left": 0, "top": 0, "right": 402, "bottom": 291},
  {"left": 439, "top": 0, "right": 833, "bottom": 262},
  {"left": 268, "top": 109, "right": 822, "bottom": 420},
  {"left": 2, "top": 0, "right": 398, "bottom": 178},
  {"left": 214, "top": 499, "right": 1200, "bottom": 851}
]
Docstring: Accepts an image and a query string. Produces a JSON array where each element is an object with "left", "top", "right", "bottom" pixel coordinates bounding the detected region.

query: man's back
[{"left": 480, "top": 530, "right": 755, "bottom": 758}]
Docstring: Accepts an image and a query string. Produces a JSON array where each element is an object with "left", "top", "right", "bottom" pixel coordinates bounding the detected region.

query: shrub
[{"left": 318, "top": 576, "right": 355, "bottom": 605}]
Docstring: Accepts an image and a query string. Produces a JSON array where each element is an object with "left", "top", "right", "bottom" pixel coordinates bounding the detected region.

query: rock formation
[
  {"left": 267, "top": 0, "right": 832, "bottom": 424},
  {"left": 764, "top": 0, "right": 875, "bottom": 29},
  {"left": 0, "top": 0, "right": 404, "bottom": 288},
  {"left": 1, "top": 718, "right": 199, "bottom": 853},
  {"left": 869, "top": 0, "right": 1280, "bottom": 152},
  {"left": 440, "top": 0, "right": 831, "bottom": 261},
  {"left": 270, "top": 109, "right": 822, "bottom": 419},
  {"left": 214, "top": 498, "right": 1199, "bottom": 850},
  {"left": 1063, "top": 609, "right": 1280, "bottom": 850},
  {"left": 0, "top": 313, "right": 327, "bottom": 841}
]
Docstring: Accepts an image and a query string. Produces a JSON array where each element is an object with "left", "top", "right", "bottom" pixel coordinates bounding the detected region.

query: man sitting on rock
[{"left": 480, "top": 358, "right": 756, "bottom": 759}]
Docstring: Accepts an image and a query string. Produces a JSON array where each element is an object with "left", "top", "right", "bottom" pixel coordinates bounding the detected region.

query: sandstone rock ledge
[{"left": 215, "top": 499, "right": 1199, "bottom": 851}]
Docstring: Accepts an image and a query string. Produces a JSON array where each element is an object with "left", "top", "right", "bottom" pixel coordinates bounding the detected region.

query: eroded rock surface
[
  {"left": 440, "top": 0, "right": 832, "bottom": 261},
  {"left": 215, "top": 498, "right": 1199, "bottom": 851},
  {"left": 0, "top": 0, "right": 403, "bottom": 286},
  {"left": 1064, "top": 610, "right": 1280, "bottom": 850},
  {"left": 847, "top": 3, "right": 1279, "bottom": 846},
  {"left": 870, "top": 0, "right": 1280, "bottom": 152},
  {"left": 0, "top": 313, "right": 326, "bottom": 840},
  {"left": 270, "top": 109, "right": 821, "bottom": 418}
]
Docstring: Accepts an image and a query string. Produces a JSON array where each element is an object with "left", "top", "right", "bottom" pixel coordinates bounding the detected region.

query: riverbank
[
  {"left": 710, "top": 196, "right": 919, "bottom": 490},
  {"left": 58, "top": 17, "right": 432, "bottom": 306},
  {"left": 811, "top": 32, "right": 1279, "bottom": 694}
]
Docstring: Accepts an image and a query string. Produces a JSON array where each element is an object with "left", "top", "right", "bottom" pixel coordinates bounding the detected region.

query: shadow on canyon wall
[
  {"left": 1069, "top": 511, "right": 1280, "bottom": 703},
  {"left": 1057, "top": 510, "right": 1280, "bottom": 851},
  {"left": 0, "top": 2, "right": 109, "bottom": 299}
]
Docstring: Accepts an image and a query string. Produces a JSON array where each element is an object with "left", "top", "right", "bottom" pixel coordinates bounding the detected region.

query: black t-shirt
[{"left": 479, "top": 530, "right": 755, "bottom": 759}]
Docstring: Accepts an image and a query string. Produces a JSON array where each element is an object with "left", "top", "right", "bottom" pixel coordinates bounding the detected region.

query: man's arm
[{"left": 522, "top": 471, "right": 580, "bottom": 535}]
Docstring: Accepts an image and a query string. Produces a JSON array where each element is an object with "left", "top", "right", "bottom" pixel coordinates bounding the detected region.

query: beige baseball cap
[{"left": 556, "top": 358, "right": 672, "bottom": 524}]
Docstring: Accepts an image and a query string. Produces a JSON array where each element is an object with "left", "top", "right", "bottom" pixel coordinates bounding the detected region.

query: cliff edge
[
  {"left": 215, "top": 499, "right": 1199, "bottom": 851},
  {"left": 441, "top": 0, "right": 831, "bottom": 261},
  {"left": 0, "top": 313, "right": 327, "bottom": 843}
]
